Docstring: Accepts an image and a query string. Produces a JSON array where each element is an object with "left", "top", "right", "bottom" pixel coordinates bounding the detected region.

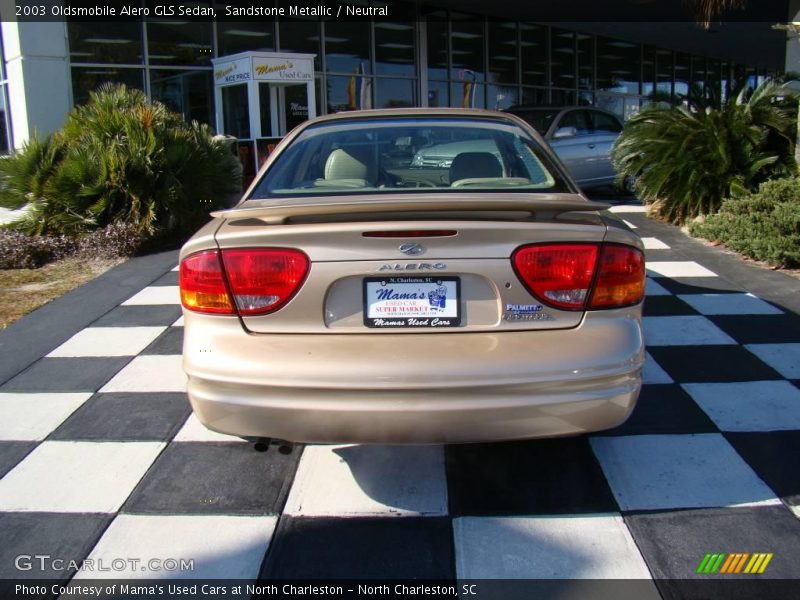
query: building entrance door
[{"left": 212, "top": 51, "right": 316, "bottom": 189}]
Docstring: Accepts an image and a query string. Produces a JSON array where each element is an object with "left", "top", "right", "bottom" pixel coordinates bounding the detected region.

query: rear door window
[
  {"left": 556, "top": 110, "right": 592, "bottom": 136},
  {"left": 589, "top": 111, "right": 623, "bottom": 134}
]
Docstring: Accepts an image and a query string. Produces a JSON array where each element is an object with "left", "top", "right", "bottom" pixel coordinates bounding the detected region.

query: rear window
[{"left": 250, "top": 117, "right": 569, "bottom": 198}]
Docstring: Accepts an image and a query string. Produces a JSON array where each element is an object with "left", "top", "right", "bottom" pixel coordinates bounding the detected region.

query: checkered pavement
[{"left": 0, "top": 204, "right": 799, "bottom": 593}]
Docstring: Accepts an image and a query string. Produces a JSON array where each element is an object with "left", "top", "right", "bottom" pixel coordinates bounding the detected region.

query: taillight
[
  {"left": 221, "top": 248, "right": 309, "bottom": 315},
  {"left": 179, "top": 248, "right": 309, "bottom": 316},
  {"left": 512, "top": 244, "right": 599, "bottom": 310},
  {"left": 589, "top": 244, "right": 645, "bottom": 309},
  {"left": 180, "top": 251, "right": 235, "bottom": 314},
  {"left": 512, "top": 243, "right": 644, "bottom": 311}
]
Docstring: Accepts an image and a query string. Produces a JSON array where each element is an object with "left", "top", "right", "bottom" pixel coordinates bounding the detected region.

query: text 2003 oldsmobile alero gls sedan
[{"left": 179, "top": 108, "right": 645, "bottom": 444}]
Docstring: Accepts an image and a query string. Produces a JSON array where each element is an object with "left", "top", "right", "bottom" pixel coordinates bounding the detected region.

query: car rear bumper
[{"left": 183, "top": 308, "right": 644, "bottom": 444}]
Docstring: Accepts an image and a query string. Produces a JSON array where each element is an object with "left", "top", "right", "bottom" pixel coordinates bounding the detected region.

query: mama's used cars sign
[
  {"left": 214, "top": 53, "right": 314, "bottom": 86},
  {"left": 252, "top": 56, "right": 314, "bottom": 82}
]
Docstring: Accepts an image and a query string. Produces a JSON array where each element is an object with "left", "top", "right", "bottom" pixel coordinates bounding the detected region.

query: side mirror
[{"left": 553, "top": 126, "right": 578, "bottom": 139}]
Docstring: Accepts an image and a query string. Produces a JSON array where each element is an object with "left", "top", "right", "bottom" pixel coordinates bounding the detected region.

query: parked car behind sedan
[
  {"left": 179, "top": 108, "right": 645, "bottom": 444},
  {"left": 505, "top": 106, "right": 624, "bottom": 190}
]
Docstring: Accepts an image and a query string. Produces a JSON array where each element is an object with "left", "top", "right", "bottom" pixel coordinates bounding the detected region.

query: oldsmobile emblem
[{"left": 399, "top": 243, "right": 425, "bottom": 256}]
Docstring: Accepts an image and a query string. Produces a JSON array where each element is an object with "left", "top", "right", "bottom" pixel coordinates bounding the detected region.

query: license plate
[{"left": 363, "top": 276, "right": 461, "bottom": 328}]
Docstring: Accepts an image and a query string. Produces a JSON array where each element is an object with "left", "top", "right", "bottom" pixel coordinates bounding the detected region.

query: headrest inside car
[
  {"left": 324, "top": 148, "right": 376, "bottom": 183},
  {"left": 449, "top": 152, "right": 502, "bottom": 184}
]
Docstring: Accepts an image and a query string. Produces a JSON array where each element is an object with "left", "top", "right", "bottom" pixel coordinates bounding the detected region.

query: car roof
[
  {"left": 507, "top": 105, "right": 619, "bottom": 117},
  {"left": 300, "top": 107, "right": 526, "bottom": 125}
]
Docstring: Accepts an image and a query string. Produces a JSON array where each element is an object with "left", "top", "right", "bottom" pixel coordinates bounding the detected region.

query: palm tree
[
  {"left": 0, "top": 84, "right": 242, "bottom": 238},
  {"left": 612, "top": 78, "right": 799, "bottom": 224},
  {"left": 688, "top": 0, "right": 746, "bottom": 29}
]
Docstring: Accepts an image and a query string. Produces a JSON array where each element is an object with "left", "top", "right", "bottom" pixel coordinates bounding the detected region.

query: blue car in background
[{"left": 506, "top": 106, "right": 624, "bottom": 191}]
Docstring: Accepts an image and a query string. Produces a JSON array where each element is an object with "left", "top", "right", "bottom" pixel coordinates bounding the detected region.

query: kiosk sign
[
  {"left": 252, "top": 56, "right": 314, "bottom": 82},
  {"left": 214, "top": 58, "right": 251, "bottom": 84}
]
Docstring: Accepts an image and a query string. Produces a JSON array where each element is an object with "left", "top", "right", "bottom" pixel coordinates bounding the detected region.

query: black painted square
[
  {"left": 595, "top": 384, "right": 718, "bottom": 436},
  {"left": 141, "top": 327, "right": 184, "bottom": 355},
  {"left": 625, "top": 505, "right": 800, "bottom": 596},
  {"left": 446, "top": 438, "right": 617, "bottom": 516},
  {"left": 151, "top": 271, "right": 179, "bottom": 286},
  {"left": 0, "top": 441, "right": 36, "bottom": 479},
  {"left": 725, "top": 431, "right": 800, "bottom": 512},
  {"left": 123, "top": 442, "right": 301, "bottom": 515},
  {"left": 0, "top": 357, "right": 131, "bottom": 393},
  {"left": 261, "top": 516, "right": 455, "bottom": 579},
  {"left": 708, "top": 314, "right": 800, "bottom": 345},
  {"left": 0, "top": 512, "right": 112, "bottom": 580},
  {"left": 643, "top": 296, "right": 699, "bottom": 317},
  {"left": 653, "top": 277, "right": 743, "bottom": 295},
  {"left": 91, "top": 305, "right": 182, "bottom": 327},
  {"left": 49, "top": 392, "right": 191, "bottom": 442},
  {"left": 648, "top": 346, "right": 783, "bottom": 383}
]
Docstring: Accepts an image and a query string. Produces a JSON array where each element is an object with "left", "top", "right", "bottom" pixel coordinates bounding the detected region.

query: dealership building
[{"left": 0, "top": 0, "right": 798, "bottom": 171}]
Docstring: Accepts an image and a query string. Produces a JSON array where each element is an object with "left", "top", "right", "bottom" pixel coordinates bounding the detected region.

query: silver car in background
[{"left": 506, "top": 106, "right": 623, "bottom": 190}]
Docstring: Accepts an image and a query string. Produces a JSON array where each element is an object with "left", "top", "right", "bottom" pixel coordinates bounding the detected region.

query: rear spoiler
[{"left": 211, "top": 195, "right": 610, "bottom": 224}]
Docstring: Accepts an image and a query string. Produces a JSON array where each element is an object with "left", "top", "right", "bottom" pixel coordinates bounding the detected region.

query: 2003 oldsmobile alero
[{"left": 179, "top": 108, "right": 645, "bottom": 444}]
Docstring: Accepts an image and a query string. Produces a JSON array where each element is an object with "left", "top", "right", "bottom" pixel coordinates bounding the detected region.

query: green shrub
[
  {"left": 689, "top": 177, "right": 800, "bottom": 268},
  {"left": 0, "top": 84, "right": 242, "bottom": 238},
  {"left": 612, "top": 79, "right": 799, "bottom": 224}
]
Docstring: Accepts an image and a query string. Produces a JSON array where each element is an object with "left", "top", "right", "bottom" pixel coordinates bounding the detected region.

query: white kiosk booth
[{"left": 212, "top": 51, "right": 317, "bottom": 188}]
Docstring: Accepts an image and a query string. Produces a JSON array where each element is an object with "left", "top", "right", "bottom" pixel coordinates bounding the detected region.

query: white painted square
[
  {"left": 173, "top": 414, "right": 245, "bottom": 443},
  {"left": 683, "top": 381, "right": 800, "bottom": 432},
  {"left": 622, "top": 219, "right": 638, "bottom": 229},
  {"left": 454, "top": 515, "right": 653, "bottom": 579},
  {"left": 645, "top": 278, "right": 672, "bottom": 297},
  {"left": 284, "top": 444, "right": 448, "bottom": 517},
  {"left": 47, "top": 327, "right": 165, "bottom": 357},
  {"left": 0, "top": 393, "right": 91, "bottom": 441},
  {"left": 647, "top": 262, "right": 717, "bottom": 278},
  {"left": 590, "top": 434, "right": 779, "bottom": 511},
  {"left": 0, "top": 441, "right": 164, "bottom": 513},
  {"left": 100, "top": 355, "right": 186, "bottom": 393},
  {"left": 642, "top": 352, "right": 673, "bottom": 384},
  {"left": 643, "top": 316, "right": 736, "bottom": 346},
  {"left": 171, "top": 265, "right": 179, "bottom": 272},
  {"left": 122, "top": 286, "right": 180, "bottom": 305},
  {"left": 74, "top": 514, "right": 276, "bottom": 579},
  {"left": 642, "top": 237, "right": 670, "bottom": 250},
  {"left": 677, "top": 293, "right": 782, "bottom": 316},
  {"left": 608, "top": 204, "right": 648, "bottom": 214},
  {"left": 172, "top": 315, "right": 184, "bottom": 327},
  {"left": 744, "top": 344, "right": 800, "bottom": 379}
]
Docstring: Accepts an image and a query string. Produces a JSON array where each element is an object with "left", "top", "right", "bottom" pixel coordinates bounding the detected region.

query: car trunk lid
[{"left": 208, "top": 193, "right": 611, "bottom": 334}]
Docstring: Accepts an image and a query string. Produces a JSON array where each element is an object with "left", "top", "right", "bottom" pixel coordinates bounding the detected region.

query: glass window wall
[
  {"left": 520, "top": 24, "right": 547, "bottom": 88},
  {"left": 150, "top": 69, "right": 213, "bottom": 124},
  {"left": 68, "top": 21, "right": 143, "bottom": 64},
  {"left": 217, "top": 22, "right": 274, "bottom": 56}
]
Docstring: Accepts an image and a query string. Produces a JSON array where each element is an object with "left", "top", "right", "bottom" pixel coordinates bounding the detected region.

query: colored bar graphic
[
  {"left": 744, "top": 554, "right": 760, "bottom": 574},
  {"left": 734, "top": 553, "right": 749, "bottom": 573},
  {"left": 700, "top": 552, "right": 774, "bottom": 575},
  {"left": 719, "top": 554, "right": 736, "bottom": 574},
  {"left": 758, "top": 554, "right": 773, "bottom": 573},
  {"left": 711, "top": 554, "right": 726, "bottom": 573},
  {"left": 697, "top": 553, "right": 713, "bottom": 573}
]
